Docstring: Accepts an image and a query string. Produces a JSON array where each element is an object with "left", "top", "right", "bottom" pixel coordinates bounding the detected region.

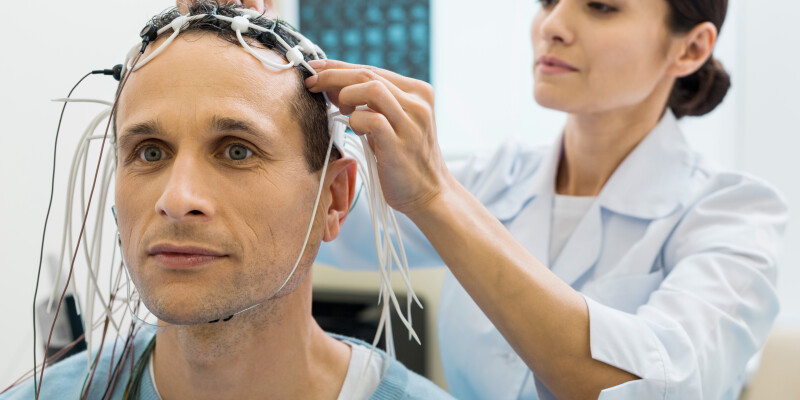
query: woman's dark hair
[
  {"left": 665, "top": 0, "right": 731, "bottom": 118},
  {"left": 126, "top": 1, "right": 333, "bottom": 171}
]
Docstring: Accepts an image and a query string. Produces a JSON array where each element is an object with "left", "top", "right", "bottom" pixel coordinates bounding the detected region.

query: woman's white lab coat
[{"left": 317, "top": 111, "right": 788, "bottom": 399}]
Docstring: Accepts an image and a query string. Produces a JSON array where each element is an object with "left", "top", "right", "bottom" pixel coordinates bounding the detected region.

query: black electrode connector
[
  {"left": 139, "top": 24, "right": 158, "bottom": 52},
  {"left": 91, "top": 64, "right": 124, "bottom": 81}
]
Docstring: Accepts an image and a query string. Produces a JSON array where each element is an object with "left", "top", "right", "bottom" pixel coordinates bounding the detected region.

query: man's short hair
[{"left": 122, "top": 1, "right": 335, "bottom": 171}]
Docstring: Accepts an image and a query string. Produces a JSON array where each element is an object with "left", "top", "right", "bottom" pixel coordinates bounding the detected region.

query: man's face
[{"left": 115, "top": 35, "right": 324, "bottom": 325}]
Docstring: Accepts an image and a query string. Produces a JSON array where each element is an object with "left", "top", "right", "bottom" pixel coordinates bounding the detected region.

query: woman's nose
[{"left": 537, "top": 2, "right": 576, "bottom": 46}]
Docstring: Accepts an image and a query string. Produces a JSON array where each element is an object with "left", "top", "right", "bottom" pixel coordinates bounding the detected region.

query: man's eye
[
  {"left": 139, "top": 145, "right": 164, "bottom": 162},
  {"left": 226, "top": 144, "right": 253, "bottom": 161}
]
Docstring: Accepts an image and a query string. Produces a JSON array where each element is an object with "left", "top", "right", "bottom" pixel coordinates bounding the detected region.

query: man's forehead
[
  {"left": 117, "top": 34, "right": 300, "bottom": 136},
  {"left": 161, "top": 32, "right": 289, "bottom": 72}
]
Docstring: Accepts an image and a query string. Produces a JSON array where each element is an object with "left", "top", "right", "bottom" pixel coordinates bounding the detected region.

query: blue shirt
[
  {"left": 318, "top": 111, "right": 789, "bottom": 399},
  {"left": 2, "top": 327, "right": 452, "bottom": 400}
]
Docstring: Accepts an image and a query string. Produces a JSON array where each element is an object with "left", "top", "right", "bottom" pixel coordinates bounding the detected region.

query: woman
[{"left": 231, "top": 0, "right": 786, "bottom": 398}]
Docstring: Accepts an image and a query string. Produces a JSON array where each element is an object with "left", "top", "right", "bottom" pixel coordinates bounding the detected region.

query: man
[{"left": 2, "top": 4, "right": 451, "bottom": 399}]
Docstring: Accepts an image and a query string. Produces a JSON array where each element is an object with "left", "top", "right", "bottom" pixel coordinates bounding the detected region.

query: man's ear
[
  {"left": 321, "top": 157, "right": 357, "bottom": 242},
  {"left": 668, "top": 21, "right": 718, "bottom": 78}
]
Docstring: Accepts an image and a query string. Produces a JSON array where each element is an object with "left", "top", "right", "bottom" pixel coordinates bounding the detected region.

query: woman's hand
[
  {"left": 305, "top": 61, "right": 642, "bottom": 400},
  {"left": 177, "top": 0, "right": 275, "bottom": 15},
  {"left": 305, "top": 59, "right": 454, "bottom": 217}
]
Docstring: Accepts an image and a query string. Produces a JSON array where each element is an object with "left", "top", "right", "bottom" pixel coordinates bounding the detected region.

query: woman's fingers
[
  {"left": 308, "top": 68, "right": 406, "bottom": 103},
  {"left": 349, "top": 110, "right": 394, "bottom": 139},
  {"left": 241, "top": 0, "right": 266, "bottom": 13},
  {"left": 304, "top": 59, "right": 445, "bottom": 215},
  {"left": 307, "top": 66, "right": 432, "bottom": 126},
  {"left": 307, "top": 60, "right": 432, "bottom": 102},
  {"left": 336, "top": 83, "right": 416, "bottom": 135}
]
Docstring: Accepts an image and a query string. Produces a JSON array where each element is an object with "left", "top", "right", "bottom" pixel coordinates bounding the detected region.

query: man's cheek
[{"left": 116, "top": 208, "right": 142, "bottom": 263}]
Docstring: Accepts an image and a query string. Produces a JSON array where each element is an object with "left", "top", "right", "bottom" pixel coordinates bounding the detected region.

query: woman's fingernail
[
  {"left": 305, "top": 75, "right": 318, "bottom": 87},
  {"left": 308, "top": 60, "right": 326, "bottom": 70}
]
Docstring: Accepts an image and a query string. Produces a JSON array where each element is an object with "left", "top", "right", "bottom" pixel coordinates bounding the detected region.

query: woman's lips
[
  {"left": 148, "top": 245, "right": 226, "bottom": 269},
  {"left": 536, "top": 55, "right": 579, "bottom": 75}
]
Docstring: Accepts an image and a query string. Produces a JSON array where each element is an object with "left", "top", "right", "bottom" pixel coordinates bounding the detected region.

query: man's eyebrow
[
  {"left": 211, "top": 116, "right": 273, "bottom": 144},
  {"left": 116, "top": 117, "right": 274, "bottom": 147},
  {"left": 117, "top": 120, "right": 162, "bottom": 147}
]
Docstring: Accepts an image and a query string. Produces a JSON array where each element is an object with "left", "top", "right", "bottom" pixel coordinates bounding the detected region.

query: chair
[{"left": 739, "top": 323, "right": 800, "bottom": 400}]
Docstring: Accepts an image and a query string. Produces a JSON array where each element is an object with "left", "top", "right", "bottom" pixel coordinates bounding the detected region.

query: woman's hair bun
[{"left": 668, "top": 56, "right": 731, "bottom": 118}]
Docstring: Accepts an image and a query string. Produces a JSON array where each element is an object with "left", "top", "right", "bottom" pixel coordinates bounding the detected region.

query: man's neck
[{"left": 152, "top": 278, "right": 351, "bottom": 400}]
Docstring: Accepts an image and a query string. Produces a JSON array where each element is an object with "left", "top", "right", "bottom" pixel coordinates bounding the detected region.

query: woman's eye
[
  {"left": 588, "top": 2, "right": 616, "bottom": 12},
  {"left": 226, "top": 144, "right": 253, "bottom": 161},
  {"left": 139, "top": 145, "right": 164, "bottom": 162},
  {"left": 538, "top": 0, "right": 557, "bottom": 7}
]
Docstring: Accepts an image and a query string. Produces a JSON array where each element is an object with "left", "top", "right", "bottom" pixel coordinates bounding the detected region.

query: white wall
[
  {"left": 737, "top": 0, "right": 800, "bottom": 324},
  {"left": 2, "top": 0, "right": 799, "bottom": 392},
  {"left": 0, "top": 0, "right": 174, "bottom": 388}
]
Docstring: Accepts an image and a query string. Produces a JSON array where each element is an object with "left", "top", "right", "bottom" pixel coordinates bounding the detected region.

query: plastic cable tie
[
  {"left": 286, "top": 46, "right": 305, "bottom": 66},
  {"left": 231, "top": 15, "right": 251, "bottom": 33},
  {"left": 170, "top": 15, "right": 188, "bottom": 32},
  {"left": 299, "top": 38, "right": 316, "bottom": 54},
  {"left": 236, "top": 8, "right": 264, "bottom": 19}
]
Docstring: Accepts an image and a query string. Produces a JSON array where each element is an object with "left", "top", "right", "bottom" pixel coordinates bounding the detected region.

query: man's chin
[
  {"left": 154, "top": 312, "right": 220, "bottom": 326},
  {"left": 141, "top": 295, "right": 237, "bottom": 326}
]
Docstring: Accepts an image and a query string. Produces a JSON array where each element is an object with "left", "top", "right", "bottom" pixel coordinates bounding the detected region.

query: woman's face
[{"left": 531, "top": 0, "right": 679, "bottom": 114}]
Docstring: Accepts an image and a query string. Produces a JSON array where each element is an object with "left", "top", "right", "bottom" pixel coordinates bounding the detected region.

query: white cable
[
  {"left": 50, "top": 108, "right": 112, "bottom": 311},
  {"left": 275, "top": 125, "right": 336, "bottom": 293},
  {"left": 79, "top": 136, "right": 91, "bottom": 269},
  {"left": 299, "top": 59, "right": 317, "bottom": 75},
  {"left": 69, "top": 13, "right": 422, "bottom": 358},
  {"left": 363, "top": 136, "right": 420, "bottom": 343},
  {"left": 234, "top": 8, "right": 264, "bottom": 19},
  {"left": 52, "top": 98, "right": 114, "bottom": 107},
  {"left": 48, "top": 106, "right": 123, "bottom": 369},
  {"left": 286, "top": 30, "right": 318, "bottom": 57},
  {"left": 132, "top": 28, "right": 180, "bottom": 72},
  {"left": 235, "top": 28, "right": 295, "bottom": 70},
  {"left": 131, "top": 14, "right": 206, "bottom": 72},
  {"left": 342, "top": 133, "right": 421, "bottom": 358},
  {"left": 85, "top": 151, "right": 117, "bottom": 360},
  {"left": 314, "top": 45, "right": 327, "bottom": 60}
]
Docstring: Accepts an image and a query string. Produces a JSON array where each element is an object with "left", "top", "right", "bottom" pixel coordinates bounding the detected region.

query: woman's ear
[
  {"left": 668, "top": 21, "right": 718, "bottom": 78},
  {"left": 322, "top": 157, "right": 357, "bottom": 242}
]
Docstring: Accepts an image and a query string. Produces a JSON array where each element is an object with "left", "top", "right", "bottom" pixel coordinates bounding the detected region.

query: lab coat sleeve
[{"left": 586, "top": 174, "right": 788, "bottom": 399}]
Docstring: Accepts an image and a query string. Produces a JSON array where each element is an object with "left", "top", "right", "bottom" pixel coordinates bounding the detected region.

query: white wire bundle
[
  {"left": 126, "top": 12, "right": 323, "bottom": 86},
  {"left": 340, "top": 133, "right": 424, "bottom": 363},
  {"left": 46, "top": 8, "right": 423, "bottom": 374},
  {"left": 124, "top": 9, "right": 425, "bottom": 357},
  {"left": 47, "top": 98, "right": 127, "bottom": 369}
]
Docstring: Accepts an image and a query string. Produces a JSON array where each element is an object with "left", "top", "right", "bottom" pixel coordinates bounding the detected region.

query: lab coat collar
[
  {"left": 525, "top": 134, "right": 563, "bottom": 202},
  {"left": 496, "top": 136, "right": 562, "bottom": 266},
  {"left": 516, "top": 110, "right": 692, "bottom": 285},
  {"left": 595, "top": 110, "right": 693, "bottom": 219},
  {"left": 521, "top": 110, "right": 693, "bottom": 220}
]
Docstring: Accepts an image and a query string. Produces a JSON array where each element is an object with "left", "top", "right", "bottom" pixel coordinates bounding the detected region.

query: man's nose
[{"left": 155, "top": 155, "right": 215, "bottom": 221}]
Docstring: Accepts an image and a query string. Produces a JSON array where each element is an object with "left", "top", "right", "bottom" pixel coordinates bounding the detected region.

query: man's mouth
[{"left": 148, "top": 244, "right": 227, "bottom": 269}]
